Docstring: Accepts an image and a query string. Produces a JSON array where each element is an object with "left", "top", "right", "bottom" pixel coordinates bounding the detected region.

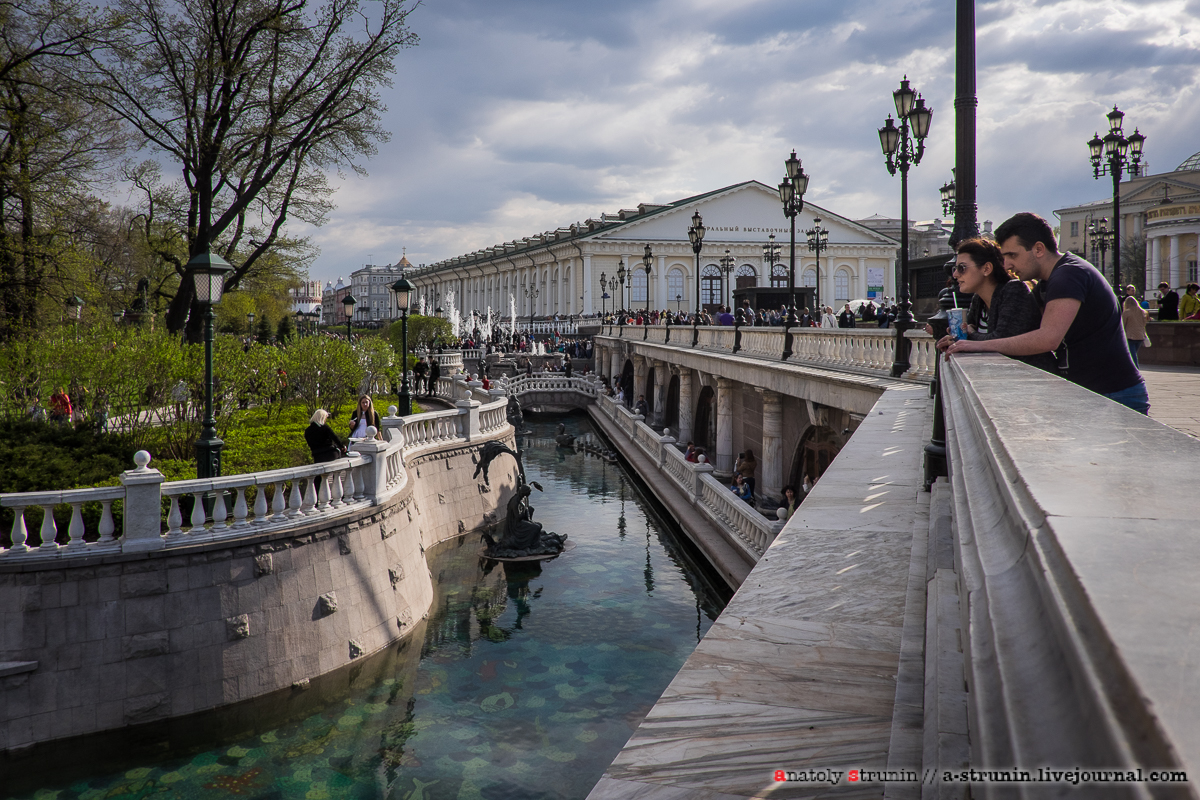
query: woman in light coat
[{"left": 1121, "top": 294, "right": 1149, "bottom": 366}]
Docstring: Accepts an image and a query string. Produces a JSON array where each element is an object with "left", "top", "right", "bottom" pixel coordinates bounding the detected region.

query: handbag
[{"left": 1143, "top": 332, "right": 1152, "bottom": 348}]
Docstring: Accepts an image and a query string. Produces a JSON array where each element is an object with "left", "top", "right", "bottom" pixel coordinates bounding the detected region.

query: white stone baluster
[
  {"left": 344, "top": 466, "right": 358, "bottom": 500},
  {"left": 302, "top": 477, "right": 318, "bottom": 514},
  {"left": 67, "top": 502, "right": 85, "bottom": 548},
  {"left": 211, "top": 491, "right": 229, "bottom": 531},
  {"left": 233, "top": 487, "right": 250, "bottom": 527},
  {"left": 252, "top": 485, "right": 268, "bottom": 522},
  {"left": 330, "top": 467, "right": 344, "bottom": 507},
  {"left": 166, "top": 496, "right": 184, "bottom": 537},
  {"left": 317, "top": 474, "right": 331, "bottom": 510},
  {"left": 39, "top": 506, "right": 58, "bottom": 550},
  {"left": 190, "top": 491, "right": 207, "bottom": 531},
  {"left": 271, "top": 481, "right": 289, "bottom": 521},
  {"left": 98, "top": 500, "right": 117, "bottom": 543},
  {"left": 8, "top": 506, "right": 29, "bottom": 552}
]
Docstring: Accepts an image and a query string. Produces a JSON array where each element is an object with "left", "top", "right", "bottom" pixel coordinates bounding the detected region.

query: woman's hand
[
  {"left": 945, "top": 338, "right": 984, "bottom": 355},
  {"left": 965, "top": 324, "right": 977, "bottom": 334},
  {"left": 923, "top": 323, "right": 934, "bottom": 335},
  {"left": 936, "top": 334, "right": 957, "bottom": 352}
]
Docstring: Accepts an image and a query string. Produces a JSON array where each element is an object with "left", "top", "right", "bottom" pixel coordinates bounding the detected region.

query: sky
[{"left": 300, "top": 0, "right": 1200, "bottom": 284}]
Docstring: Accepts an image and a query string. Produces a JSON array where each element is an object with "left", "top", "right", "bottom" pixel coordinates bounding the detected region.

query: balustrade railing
[
  {"left": 461, "top": 348, "right": 483, "bottom": 361},
  {"left": 1, "top": 393, "right": 512, "bottom": 562}
]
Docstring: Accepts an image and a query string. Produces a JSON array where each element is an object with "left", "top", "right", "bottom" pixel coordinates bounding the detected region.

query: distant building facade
[
  {"left": 349, "top": 255, "right": 415, "bottom": 324},
  {"left": 407, "top": 181, "right": 903, "bottom": 319},
  {"left": 1056, "top": 150, "right": 1200, "bottom": 293}
]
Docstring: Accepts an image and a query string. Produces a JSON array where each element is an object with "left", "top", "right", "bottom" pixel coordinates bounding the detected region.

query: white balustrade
[
  {"left": 739, "top": 329, "right": 782, "bottom": 358},
  {"left": 1, "top": 486, "right": 123, "bottom": 556},
  {"left": 697, "top": 474, "right": 780, "bottom": 556}
]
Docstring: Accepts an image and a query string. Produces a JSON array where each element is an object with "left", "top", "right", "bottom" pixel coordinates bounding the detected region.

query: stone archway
[
  {"left": 664, "top": 374, "right": 680, "bottom": 430},
  {"left": 788, "top": 424, "right": 841, "bottom": 491},
  {"left": 694, "top": 385, "right": 716, "bottom": 454},
  {"left": 620, "top": 359, "right": 635, "bottom": 405}
]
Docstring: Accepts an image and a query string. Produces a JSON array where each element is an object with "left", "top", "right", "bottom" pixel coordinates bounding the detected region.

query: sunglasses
[{"left": 952, "top": 262, "right": 970, "bottom": 275}]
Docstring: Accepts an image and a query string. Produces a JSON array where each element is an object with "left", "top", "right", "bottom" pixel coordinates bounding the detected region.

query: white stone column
[
  {"left": 715, "top": 377, "right": 734, "bottom": 476},
  {"left": 610, "top": 348, "right": 622, "bottom": 385},
  {"left": 657, "top": 256, "right": 667, "bottom": 311},
  {"left": 632, "top": 355, "right": 648, "bottom": 407},
  {"left": 582, "top": 255, "right": 593, "bottom": 314},
  {"left": 653, "top": 360, "right": 668, "bottom": 426},
  {"left": 858, "top": 257, "right": 868, "bottom": 301},
  {"left": 1170, "top": 235, "right": 1182, "bottom": 288},
  {"left": 759, "top": 389, "right": 783, "bottom": 505},
  {"left": 1147, "top": 236, "right": 1158, "bottom": 288},
  {"left": 677, "top": 367, "right": 694, "bottom": 443}
]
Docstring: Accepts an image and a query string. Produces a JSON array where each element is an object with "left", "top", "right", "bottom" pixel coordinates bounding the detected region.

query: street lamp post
[
  {"left": 390, "top": 276, "right": 414, "bottom": 416},
  {"left": 878, "top": 76, "right": 933, "bottom": 377},
  {"left": 675, "top": 293, "right": 681, "bottom": 312},
  {"left": 805, "top": 218, "right": 828, "bottom": 315},
  {"left": 719, "top": 249, "right": 735, "bottom": 310},
  {"left": 342, "top": 294, "right": 356, "bottom": 341},
  {"left": 1088, "top": 106, "right": 1145, "bottom": 294},
  {"left": 189, "top": 248, "right": 234, "bottom": 479},
  {"left": 247, "top": 311, "right": 255, "bottom": 337},
  {"left": 763, "top": 233, "right": 781, "bottom": 293},
  {"left": 1088, "top": 217, "right": 1113, "bottom": 283},
  {"left": 641, "top": 244, "right": 653, "bottom": 336},
  {"left": 688, "top": 211, "right": 706, "bottom": 345},
  {"left": 778, "top": 150, "right": 809, "bottom": 358},
  {"left": 616, "top": 259, "right": 626, "bottom": 320},
  {"left": 940, "top": 171, "right": 956, "bottom": 219},
  {"left": 600, "top": 271, "right": 607, "bottom": 315},
  {"left": 525, "top": 282, "right": 539, "bottom": 334}
]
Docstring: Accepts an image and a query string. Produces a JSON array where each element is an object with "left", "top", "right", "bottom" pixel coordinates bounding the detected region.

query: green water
[{"left": 5, "top": 415, "right": 728, "bottom": 800}]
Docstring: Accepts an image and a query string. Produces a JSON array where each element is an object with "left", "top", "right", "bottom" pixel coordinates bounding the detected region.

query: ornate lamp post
[
  {"left": 600, "top": 271, "right": 608, "bottom": 315},
  {"left": 342, "top": 294, "right": 356, "bottom": 341},
  {"left": 1088, "top": 106, "right": 1145, "bottom": 294},
  {"left": 688, "top": 211, "right": 705, "bottom": 345},
  {"left": 763, "top": 233, "right": 781, "bottom": 291},
  {"left": 719, "top": 249, "right": 735, "bottom": 310},
  {"left": 778, "top": 151, "right": 809, "bottom": 331},
  {"left": 1088, "top": 217, "right": 1113, "bottom": 283},
  {"left": 390, "top": 276, "right": 414, "bottom": 415},
  {"left": 190, "top": 248, "right": 234, "bottom": 479},
  {"left": 675, "top": 293, "right": 681, "bottom": 312},
  {"left": 805, "top": 218, "right": 828, "bottom": 313},
  {"left": 878, "top": 76, "right": 933, "bottom": 377},
  {"left": 641, "top": 245, "right": 654, "bottom": 315},
  {"left": 525, "top": 282, "right": 539, "bottom": 332},
  {"left": 616, "top": 259, "right": 626, "bottom": 317},
  {"left": 940, "top": 171, "right": 956, "bottom": 218}
]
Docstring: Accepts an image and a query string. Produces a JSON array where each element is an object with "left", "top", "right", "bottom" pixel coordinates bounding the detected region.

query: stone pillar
[
  {"left": 632, "top": 355, "right": 648, "bottom": 404},
  {"left": 759, "top": 389, "right": 783, "bottom": 505},
  {"left": 653, "top": 360, "right": 669, "bottom": 426},
  {"left": 715, "top": 377, "right": 734, "bottom": 476},
  {"left": 1147, "top": 236, "right": 1158, "bottom": 288},
  {"left": 610, "top": 348, "right": 622, "bottom": 386},
  {"left": 1170, "top": 235, "right": 1182, "bottom": 288},
  {"left": 582, "top": 254, "right": 593, "bottom": 314},
  {"left": 677, "top": 367, "right": 694, "bottom": 443},
  {"left": 120, "top": 452, "right": 165, "bottom": 553}
]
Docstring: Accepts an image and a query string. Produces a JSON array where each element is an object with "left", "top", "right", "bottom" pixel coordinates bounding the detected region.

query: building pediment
[
  {"left": 592, "top": 181, "right": 898, "bottom": 247},
  {"left": 1123, "top": 175, "right": 1200, "bottom": 206}
]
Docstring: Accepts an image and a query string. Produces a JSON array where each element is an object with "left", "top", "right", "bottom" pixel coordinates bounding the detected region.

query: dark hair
[
  {"left": 956, "top": 238, "right": 1012, "bottom": 286},
  {"left": 994, "top": 212, "right": 1058, "bottom": 253},
  {"left": 1188, "top": 283, "right": 1200, "bottom": 293}
]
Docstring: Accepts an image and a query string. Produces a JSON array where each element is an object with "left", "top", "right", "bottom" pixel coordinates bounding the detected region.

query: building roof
[{"left": 1177, "top": 151, "right": 1200, "bottom": 172}]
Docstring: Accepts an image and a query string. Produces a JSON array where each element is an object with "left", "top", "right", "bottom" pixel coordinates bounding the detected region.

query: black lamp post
[
  {"left": 940, "top": 171, "right": 956, "bottom": 218},
  {"left": 763, "top": 233, "right": 781, "bottom": 292},
  {"left": 190, "top": 248, "right": 234, "bottom": 479},
  {"left": 616, "top": 259, "right": 626, "bottom": 318},
  {"left": 878, "top": 76, "right": 933, "bottom": 377},
  {"left": 525, "top": 282, "right": 539, "bottom": 333},
  {"left": 778, "top": 150, "right": 809, "bottom": 333},
  {"left": 342, "top": 294, "right": 356, "bottom": 341},
  {"left": 600, "top": 271, "right": 607, "bottom": 315},
  {"left": 1088, "top": 217, "right": 1113, "bottom": 283},
  {"left": 675, "top": 293, "right": 681, "bottom": 312},
  {"left": 1088, "top": 106, "right": 1145, "bottom": 294},
  {"left": 391, "top": 276, "right": 414, "bottom": 415},
  {"left": 688, "top": 211, "right": 705, "bottom": 344},
  {"left": 719, "top": 249, "right": 735, "bottom": 310},
  {"left": 247, "top": 311, "right": 255, "bottom": 336},
  {"left": 805, "top": 218, "right": 828, "bottom": 315},
  {"left": 641, "top": 244, "right": 653, "bottom": 317}
]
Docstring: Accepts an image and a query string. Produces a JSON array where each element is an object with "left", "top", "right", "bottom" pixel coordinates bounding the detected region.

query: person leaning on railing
[
  {"left": 945, "top": 213, "right": 1148, "bottom": 415},
  {"left": 931, "top": 237, "right": 1056, "bottom": 373},
  {"left": 305, "top": 409, "right": 346, "bottom": 464}
]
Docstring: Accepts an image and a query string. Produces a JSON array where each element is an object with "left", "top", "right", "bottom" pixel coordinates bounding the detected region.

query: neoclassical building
[
  {"left": 407, "top": 181, "right": 901, "bottom": 320},
  {"left": 1057, "top": 150, "right": 1200, "bottom": 293}
]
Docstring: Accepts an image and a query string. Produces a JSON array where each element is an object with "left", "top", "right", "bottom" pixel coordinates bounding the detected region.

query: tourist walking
[
  {"left": 821, "top": 306, "right": 837, "bottom": 329},
  {"left": 413, "top": 357, "right": 428, "bottom": 395},
  {"left": 428, "top": 356, "right": 441, "bottom": 396},
  {"left": 1121, "top": 294, "right": 1149, "bottom": 366}
]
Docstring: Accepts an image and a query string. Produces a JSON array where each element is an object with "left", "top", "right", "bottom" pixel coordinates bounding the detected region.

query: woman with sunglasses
[{"left": 935, "top": 238, "right": 1056, "bottom": 371}]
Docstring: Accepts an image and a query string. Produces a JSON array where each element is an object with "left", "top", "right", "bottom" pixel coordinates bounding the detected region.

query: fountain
[
  {"left": 509, "top": 294, "right": 517, "bottom": 339},
  {"left": 445, "top": 290, "right": 460, "bottom": 338},
  {"left": 473, "top": 440, "right": 567, "bottom": 559}
]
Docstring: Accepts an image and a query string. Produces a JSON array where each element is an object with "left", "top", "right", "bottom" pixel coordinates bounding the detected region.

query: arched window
[
  {"left": 736, "top": 264, "right": 757, "bottom": 290},
  {"left": 631, "top": 268, "right": 648, "bottom": 303},
  {"left": 771, "top": 264, "right": 789, "bottom": 288},
  {"left": 802, "top": 269, "right": 816, "bottom": 287},
  {"left": 701, "top": 264, "right": 722, "bottom": 306},
  {"left": 668, "top": 268, "right": 685, "bottom": 308},
  {"left": 835, "top": 269, "right": 851, "bottom": 303}
]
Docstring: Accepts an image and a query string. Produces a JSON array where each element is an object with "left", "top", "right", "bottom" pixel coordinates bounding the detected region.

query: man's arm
[{"left": 946, "top": 298, "right": 1080, "bottom": 356}]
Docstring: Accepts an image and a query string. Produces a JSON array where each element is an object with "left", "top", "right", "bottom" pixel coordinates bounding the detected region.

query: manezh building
[
  {"left": 407, "top": 181, "right": 902, "bottom": 320},
  {"left": 1057, "top": 150, "right": 1200, "bottom": 293}
]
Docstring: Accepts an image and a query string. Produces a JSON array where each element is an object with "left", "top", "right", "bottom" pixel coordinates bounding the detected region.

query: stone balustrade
[
  {"left": 461, "top": 348, "right": 483, "bottom": 361},
  {"left": 938, "top": 354, "right": 1200, "bottom": 780},
  {"left": 594, "top": 394, "right": 782, "bottom": 560},
  {"left": 512, "top": 320, "right": 579, "bottom": 335},
  {"left": 0, "top": 394, "right": 510, "bottom": 563},
  {"left": 599, "top": 323, "right": 934, "bottom": 381}
]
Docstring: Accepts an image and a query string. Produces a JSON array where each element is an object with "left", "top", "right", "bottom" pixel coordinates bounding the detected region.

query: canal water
[{"left": 5, "top": 414, "right": 729, "bottom": 800}]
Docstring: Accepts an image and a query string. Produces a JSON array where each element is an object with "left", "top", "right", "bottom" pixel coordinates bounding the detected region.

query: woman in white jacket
[{"left": 820, "top": 305, "right": 837, "bottom": 329}]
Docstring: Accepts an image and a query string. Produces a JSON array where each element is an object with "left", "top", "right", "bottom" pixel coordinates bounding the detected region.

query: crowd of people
[{"left": 598, "top": 298, "right": 904, "bottom": 329}]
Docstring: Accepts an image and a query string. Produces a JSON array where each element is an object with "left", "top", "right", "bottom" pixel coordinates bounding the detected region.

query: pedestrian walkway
[{"left": 1142, "top": 365, "right": 1200, "bottom": 439}]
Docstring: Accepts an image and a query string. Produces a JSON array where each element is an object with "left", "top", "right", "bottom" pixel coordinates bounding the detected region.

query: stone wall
[
  {"left": 1140, "top": 321, "right": 1200, "bottom": 366},
  {"left": 0, "top": 435, "right": 518, "bottom": 754}
]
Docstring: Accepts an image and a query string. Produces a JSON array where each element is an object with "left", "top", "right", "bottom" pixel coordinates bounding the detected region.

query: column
[
  {"left": 582, "top": 255, "right": 593, "bottom": 315},
  {"left": 715, "top": 377, "right": 734, "bottom": 476},
  {"left": 677, "top": 367, "right": 694, "bottom": 443},
  {"left": 652, "top": 360, "right": 668, "bottom": 426},
  {"left": 759, "top": 389, "right": 783, "bottom": 505},
  {"left": 1147, "top": 237, "right": 1158, "bottom": 288},
  {"left": 858, "top": 257, "right": 868, "bottom": 301},
  {"left": 657, "top": 256, "right": 667, "bottom": 311},
  {"left": 1170, "top": 235, "right": 1182, "bottom": 288},
  {"left": 610, "top": 348, "right": 622, "bottom": 386},
  {"left": 632, "top": 355, "right": 648, "bottom": 410}
]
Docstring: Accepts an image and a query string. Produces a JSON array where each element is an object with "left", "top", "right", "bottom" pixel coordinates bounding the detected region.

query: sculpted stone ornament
[
  {"left": 473, "top": 440, "right": 567, "bottom": 560},
  {"left": 506, "top": 396, "right": 531, "bottom": 435}
]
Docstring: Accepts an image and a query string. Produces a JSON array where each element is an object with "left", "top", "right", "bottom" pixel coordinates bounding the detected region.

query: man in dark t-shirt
[
  {"left": 1157, "top": 282, "right": 1179, "bottom": 320},
  {"left": 946, "top": 213, "right": 1148, "bottom": 414}
]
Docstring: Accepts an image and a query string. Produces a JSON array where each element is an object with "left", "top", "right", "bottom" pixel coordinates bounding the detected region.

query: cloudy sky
[{"left": 301, "top": 0, "right": 1200, "bottom": 283}]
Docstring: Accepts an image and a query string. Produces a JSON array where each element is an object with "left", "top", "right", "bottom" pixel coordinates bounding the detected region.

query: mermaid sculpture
[{"left": 473, "top": 440, "right": 567, "bottom": 558}]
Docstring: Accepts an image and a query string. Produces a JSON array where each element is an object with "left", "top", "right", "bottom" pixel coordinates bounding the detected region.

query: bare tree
[{"left": 83, "top": 0, "right": 419, "bottom": 339}]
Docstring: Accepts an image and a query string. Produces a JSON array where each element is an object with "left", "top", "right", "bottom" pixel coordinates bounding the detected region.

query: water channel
[{"left": 4, "top": 414, "right": 730, "bottom": 800}]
